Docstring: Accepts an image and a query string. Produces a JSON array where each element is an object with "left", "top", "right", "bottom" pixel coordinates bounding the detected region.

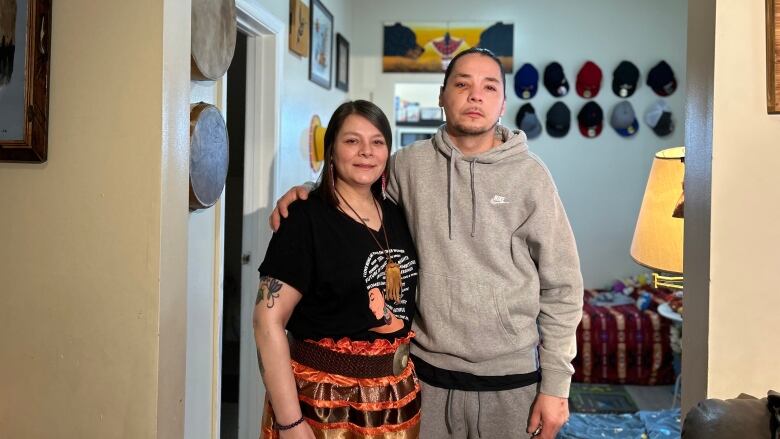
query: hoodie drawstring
[
  {"left": 470, "top": 159, "right": 477, "bottom": 237},
  {"left": 447, "top": 156, "right": 455, "bottom": 240}
]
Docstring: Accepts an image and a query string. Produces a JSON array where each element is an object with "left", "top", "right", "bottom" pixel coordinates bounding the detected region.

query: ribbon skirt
[{"left": 260, "top": 335, "right": 421, "bottom": 438}]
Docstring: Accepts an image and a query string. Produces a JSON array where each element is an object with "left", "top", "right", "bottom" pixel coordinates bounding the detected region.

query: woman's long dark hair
[{"left": 317, "top": 100, "right": 393, "bottom": 207}]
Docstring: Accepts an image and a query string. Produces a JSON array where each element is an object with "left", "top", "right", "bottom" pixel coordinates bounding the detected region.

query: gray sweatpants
[{"left": 419, "top": 381, "right": 538, "bottom": 439}]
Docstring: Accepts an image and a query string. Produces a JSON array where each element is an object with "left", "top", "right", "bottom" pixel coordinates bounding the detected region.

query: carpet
[
  {"left": 568, "top": 384, "right": 639, "bottom": 414},
  {"left": 556, "top": 409, "right": 681, "bottom": 439}
]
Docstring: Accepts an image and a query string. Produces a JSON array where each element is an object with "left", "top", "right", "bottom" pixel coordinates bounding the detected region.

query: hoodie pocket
[{"left": 416, "top": 271, "right": 521, "bottom": 363}]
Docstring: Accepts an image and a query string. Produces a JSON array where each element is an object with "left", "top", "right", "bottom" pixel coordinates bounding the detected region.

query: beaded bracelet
[{"left": 274, "top": 415, "right": 305, "bottom": 431}]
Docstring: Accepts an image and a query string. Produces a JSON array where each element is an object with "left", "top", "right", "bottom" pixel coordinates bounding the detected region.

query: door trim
[{"left": 233, "top": 2, "right": 283, "bottom": 439}]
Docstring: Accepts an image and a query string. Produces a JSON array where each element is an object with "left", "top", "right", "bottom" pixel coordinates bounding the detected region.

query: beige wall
[
  {"left": 0, "top": 0, "right": 190, "bottom": 437},
  {"left": 704, "top": 0, "right": 780, "bottom": 398}
]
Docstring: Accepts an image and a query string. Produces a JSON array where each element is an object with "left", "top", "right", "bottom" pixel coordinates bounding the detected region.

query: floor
[{"left": 221, "top": 384, "right": 678, "bottom": 436}]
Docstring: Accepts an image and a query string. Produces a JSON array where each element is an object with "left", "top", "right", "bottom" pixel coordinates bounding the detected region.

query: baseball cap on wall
[
  {"left": 610, "top": 101, "right": 639, "bottom": 137},
  {"left": 577, "top": 101, "right": 604, "bottom": 138},
  {"left": 576, "top": 61, "right": 603, "bottom": 98},
  {"left": 516, "top": 103, "right": 543, "bottom": 139},
  {"left": 543, "top": 62, "right": 569, "bottom": 97},
  {"left": 647, "top": 61, "right": 677, "bottom": 96},
  {"left": 514, "top": 63, "right": 539, "bottom": 99},
  {"left": 612, "top": 61, "right": 640, "bottom": 98},
  {"left": 546, "top": 102, "right": 571, "bottom": 138},
  {"left": 644, "top": 100, "right": 675, "bottom": 136}
]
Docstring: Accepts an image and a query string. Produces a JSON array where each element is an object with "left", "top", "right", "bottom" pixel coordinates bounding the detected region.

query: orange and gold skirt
[{"left": 260, "top": 333, "right": 421, "bottom": 439}]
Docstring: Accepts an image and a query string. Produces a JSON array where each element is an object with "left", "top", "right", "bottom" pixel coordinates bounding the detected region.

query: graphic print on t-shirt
[{"left": 363, "top": 248, "right": 417, "bottom": 334}]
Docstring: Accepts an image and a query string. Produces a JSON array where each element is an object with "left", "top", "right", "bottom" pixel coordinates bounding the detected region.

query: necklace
[{"left": 335, "top": 187, "right": 402, "bottom": 302}]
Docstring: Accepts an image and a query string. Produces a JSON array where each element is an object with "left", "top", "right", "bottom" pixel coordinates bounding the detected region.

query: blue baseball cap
[
  {"left": 514, "top": 63, "right": 539, "bottom": 99},
  {"left": 610, "top": 101, "right": 639, "bottom": 137}
]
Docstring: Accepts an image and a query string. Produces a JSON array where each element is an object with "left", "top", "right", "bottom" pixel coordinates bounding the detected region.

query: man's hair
[
  {"left": 317, "top": 100, "right": 393, "bottom": 207},
  {"left": 442, "top": 47, "right": 506, "bottom": 97}
]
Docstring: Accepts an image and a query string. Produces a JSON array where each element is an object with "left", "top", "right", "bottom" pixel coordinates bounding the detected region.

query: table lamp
[{"left": 630, "top": 146, "right": 685, "bottom": 289}]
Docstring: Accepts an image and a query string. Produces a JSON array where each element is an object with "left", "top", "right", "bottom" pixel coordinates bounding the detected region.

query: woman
[{"left": 254, "top": 100, "right": 420, "bottom": 438}]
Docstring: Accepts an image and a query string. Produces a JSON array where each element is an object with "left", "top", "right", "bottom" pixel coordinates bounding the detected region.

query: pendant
[{"left": 385, "top": 261, "right": 401, "bottom": 302}]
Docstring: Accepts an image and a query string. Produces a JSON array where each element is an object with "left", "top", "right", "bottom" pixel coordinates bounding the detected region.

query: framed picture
[
  {"left": 308, "top": 0, "right": 333, "bottom": 89},
  {"left": 382, "top": 21, "right": 514, "bottom": 73},
  {"left": 335, "top": 33, "right": 349, "bottom": 92},
  {"left": 767, "top": 0, "right": 780, "bottom": 113},
  {"left": 0, "top": 0, "right": 53, "bottom": 163},
  {"left": 288, "top": 0, "right": 309, "bottom": 57}
]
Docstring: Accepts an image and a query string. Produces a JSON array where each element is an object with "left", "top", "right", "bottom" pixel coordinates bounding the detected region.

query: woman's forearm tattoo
[{"left": 257, "top": 276, "right": 283, "bottom": 308}]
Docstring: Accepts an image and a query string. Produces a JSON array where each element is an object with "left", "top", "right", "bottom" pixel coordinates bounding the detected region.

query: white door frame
[{"left": 234, "top": 2, "right": 283, "bottom": 439}]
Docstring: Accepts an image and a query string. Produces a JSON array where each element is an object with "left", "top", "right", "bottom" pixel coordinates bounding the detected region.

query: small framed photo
[
  {"left": 308, "top": 0, "right": 333, "bottom": 89},
  {"left": 335, "top": 33, "right": 349, "bottom": 92},
  {"left": 288, "top": 0, "right": 309, "bottom": 57}
]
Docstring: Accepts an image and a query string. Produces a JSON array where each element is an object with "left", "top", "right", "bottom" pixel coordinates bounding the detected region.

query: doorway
[
  {"left": 225, "top": 4, "right": 283, "bottom": 439},
  {"left": 221, "top": 30, "right": 249, "bottom": 439}
]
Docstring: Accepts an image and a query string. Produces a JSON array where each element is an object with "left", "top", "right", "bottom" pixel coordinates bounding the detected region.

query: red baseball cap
[{"left": 576, "top": 61, "right": 603, "bottom": 98}]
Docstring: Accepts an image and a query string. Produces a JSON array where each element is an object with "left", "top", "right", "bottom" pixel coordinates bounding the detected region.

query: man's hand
[
  {"left": 269, "top": 185, "right": 312, "bottom": 231},
  {"left": 526, "top": 393, "right": 569, "bottom": 439}
]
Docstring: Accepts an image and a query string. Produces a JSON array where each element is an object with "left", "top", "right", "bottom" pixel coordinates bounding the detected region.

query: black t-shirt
[{"left": 258, "top": 190, "right": 418, "bottom": 343}]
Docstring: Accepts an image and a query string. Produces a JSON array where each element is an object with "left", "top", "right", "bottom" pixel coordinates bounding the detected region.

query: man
[{"left": 272, "top": 48, "right": 583, "bottom": 439}]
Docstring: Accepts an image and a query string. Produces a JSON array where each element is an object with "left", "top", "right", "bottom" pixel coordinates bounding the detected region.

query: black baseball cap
[
  {"left": 577, "top": 101, "right": 604, "bottom": 138},
  {"left": 546, "top": 102, "right": 571, "bottom": 138},
  {"left": 612, "top": 61, "right": 640, "bottom": 98},
  {"left": 647, "top": 61, "right": 677, "bottom": 96},
  {"left": 516, "top": 103, "right": 542, "bottom": 139},
  {"left": 543, "top": 62, "right": 569, "bottom": 97}
]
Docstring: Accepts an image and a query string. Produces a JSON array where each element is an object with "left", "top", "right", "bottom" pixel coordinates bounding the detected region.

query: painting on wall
[
  {"left": 288, "top": 0, "right": 309, "bottom": 57},
  {"left": 0, "top": 0, "right": 52, "bottom": 163},
  {"left": 335, "top": 33, "right": 349, "bottom": 91},
  {"left": 383, "top": 21, "right": 513, "bottom": 73},
  {"left": 309, "top": 0, "right": 333, "bottom": 89}
]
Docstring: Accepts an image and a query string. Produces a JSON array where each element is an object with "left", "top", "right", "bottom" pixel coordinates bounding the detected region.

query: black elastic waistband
[{"left": 411, "top": 354, "right": 540, "bottom": 391}]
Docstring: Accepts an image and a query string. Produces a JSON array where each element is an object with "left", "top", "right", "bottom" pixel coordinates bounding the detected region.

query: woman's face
[
  {"left": 368, "top": 287, "right": 386, "bottom": 319},
  {"left": 332, "top": 114, "right": 389, "bottom": 190}
]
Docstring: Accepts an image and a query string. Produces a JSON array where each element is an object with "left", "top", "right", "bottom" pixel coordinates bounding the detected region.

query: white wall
[
  {"left": 264, "top": 0, "right": 354, "bottom": 200},
  {"left": 349, "top": 0, "right": 688, "bottom": 288}
]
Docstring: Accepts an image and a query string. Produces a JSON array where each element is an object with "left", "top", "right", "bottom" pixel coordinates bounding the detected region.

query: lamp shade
[{"left": 630, "top": 147, "right": 685, "bottom": 274}]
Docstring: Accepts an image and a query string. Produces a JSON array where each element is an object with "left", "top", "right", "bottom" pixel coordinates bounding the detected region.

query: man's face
[{"left": 439, "top": 54, "right": 506, "bottom": 136}]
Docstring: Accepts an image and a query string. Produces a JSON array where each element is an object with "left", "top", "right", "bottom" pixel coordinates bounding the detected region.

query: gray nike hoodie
[{"left": 386, "top": 124, "right": 583, "bottom": 398}]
